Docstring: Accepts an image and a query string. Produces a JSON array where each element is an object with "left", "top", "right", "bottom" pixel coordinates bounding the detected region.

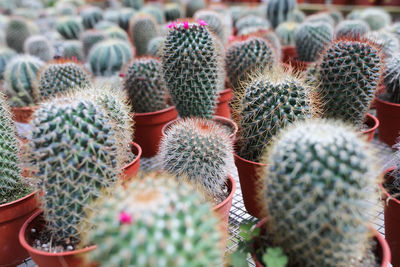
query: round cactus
[
  {"left": 360, "top": 8, "right": 391, "bottom": 31},
  {"left": 186, "top": 0, "right": 206, "bottom": 18},
  {"left": 305, "top": 12, "right": 335, "bottom": 26},
  {"left": 147, "top": 36, "right": 164, "bottom": 56},
  {"left": 59, "top": 40, "right": 84, "bottom": 62},
  {"left": 382, "top": 54, "right": 400, "bottom": 104},
  {"left": 194, "top": 10, "right": 228, "bottom": 45},
  {"left": 276, "top": 22, "right": 299, "bottom": 46},
  {"left": 293, "top": 9, "right": 306, "bottom": 23},
  {"left": 235, "top": 15, "right": 270, "bottom": 34},
  {"left": 160, "top": 118, "right": 233, "bottom": 201},
  {"left": 164, "top": 3, "right": 184, "bottom": 22},
  {"left": 94, "top": 20, "right": 117, "bottom": 30},
  {"left": 140, "top": 4, "right": 165, "bottom": 25},
  {"left": 129, "top": 14, "right": 158, "bottom": 57},
  {"left": 5, "top": 17, "right": 34, "bottom": 53},
  {"left": 262, "top": 119, "right": 378, "bottom": 267},
  {"left": 56, "top": 16, "right": 83, "bottom": 40},
  {"left": 117, "top": 8, "right": 136, "bottom": 31},
  {"left": 335, "top": 19, "right": 370, "bottom": 40},
  {"left": 80, "top": 29, "right": 107, "bottom": 58},
  {"left": 122, "top": 0, "right": 143, "bottom": 10},
  {"left": 328, "top": 9, "right": 344, "bottom": 25},
  {"left": 81, "top": 173, "right": 224, "bottom": 267},
  {"left": 0, "top": 47, "right": 16, "bottom": 80},
  {"left": 89, "top": 39, "right": 133, "bottom": 77},
  {"left": 4, "top": 55, "right": 44, "bottom": 107},
  {"left": 266, "top": 0, "right": 296, "bottom": 29},
  {"left": 24, "top": 35, "right": 55, "bottom": 62},
  {"left": 366, "top": 30, "right": 400, "bottom": 59},
  {"left": 81, "top": 6, "right": 103, "bottom": 29},
  {"left": 104, "top": 26, "right": 129, "bottom": 42}
]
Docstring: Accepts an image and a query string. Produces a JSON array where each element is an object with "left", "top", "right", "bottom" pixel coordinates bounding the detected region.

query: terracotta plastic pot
[
  {"left": 133, "top": 106, "right": 178, "bottom": 157},
  {"left": 234, "top": 153, "right": 267, "bottom": 219},
  {"left": 281, "top": 46, "right": 297, "bottom": 65},
  {"left": 376, "top": 96, "right": 400, "bottom": 147},
  {"left": 19, "top": 210, "right": 96, "bottom": 267},
  {"left": 121, "top": 142, "right": 142, "bottom": 180},
  {"left": 370, "top": 86, "right": 386, "bottom": 110},
  {"left": 361, "top": 113, "right": 379, "bottom": 142},
  {"left": 11, "top": 106, "right": 38, "bottom": 124},
  {"left": 214, "top": 88, "right": 233, "bottom": 119},
  {"left": 381, "top": 0, "right": 400, "bottom": 5},
  {"left": 353, "top": 0, "right": 377, "bottom": 5},
  {"left": 0, "top": 191, "right": 38, "bottom": 267}
]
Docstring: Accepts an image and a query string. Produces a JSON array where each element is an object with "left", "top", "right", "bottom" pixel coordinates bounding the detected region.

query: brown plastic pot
[
  {"left": 361, "top": 113, "right": 379, "bottom": 142},
  {"left": 281, "top": 46, "right": 297, "bottom": 65},
  {"left": 19, "top": 210, "right": 96, "bottom": 267},
  {"left": 376, "top": 96, "right": 400, "bottom": 147},
  {"left": 133, "top": 106, "right": 178, "bottom": 157},
  {"left": 121, "top": 142, "right": 142, "bottom": 181},
  {"left": 11, "top": 106, "right": 38, "bottom": 124},
  {"left": 370, "top": 86, "right": 386, "bottom": 110},
  {"left": 0, "top": 191, "right": 38, "bottom": 267},
  {"left": 214, "top": 88, "right": 233, "bottom": 119},
  {"left": 233, "top": 153, "right": 267, "bottom": 219}
]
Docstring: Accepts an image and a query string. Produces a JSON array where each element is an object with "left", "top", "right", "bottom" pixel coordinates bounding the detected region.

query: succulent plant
[
  {"left": 315, "top": 40, "right": 383, "bottom": 128},
  {"left": 360, "top": 8, "right": 391, "bottom": 31},
  {"left": 0, "top": 47, "right": 16, "bottom": 80},
  {"left": 294, "top": 21, "right": 333, "bottom": 62},
  {"left": 59, "top": 40, "right": 84, "bottom": 62},
  {"left": 104, "top": 26, "right": 129, "bottom": 42},
  {"left": 328, "top": 9, "right": 343, "bottom": 25},
  {"left": 293, "top": 9, "right": 305, "bottom": 23},
  {"left": 306, "top": 12, "right": 335, "bottom": 26},
  {"left": 81, "top": 6, "right": 103, "bottom": 29},
  {"left": 81, "top": 173, "right": 224, "bottom": 267},
  {"left": 147, "top": 36, "right": 164, "bottom": 57},
  {"left": 94, "top": 20, "right": 117, "bottom": 30},
  {"left": 140, "top": 4, "right": 165, "bottom": 25},
  {"left": 117, "top": 8, "right": 136, "bottom": 31},
  {"left": 366, "top": 30, "right": 400, "bottom": 59},
  {"left": 122, "top": 0, "right": 143, "bottom": 10},
  {"left": 262, "top": 119, "right": 378, "bottom": 267},
  {"left": 80, "top": 30, "right": 107, "bottom": 58},
  {"left": 89, "top": 39, "right": 133, "bottom": 77},
  {"left": 164, "top": 2, "right": 184, "bottom": 22},
  {"left": 266, "top": 0, "right": 296, "bottom": 29},
  {"left": 24, "top": 35, "right": 55, "bottom": 62},
  {"left": 4, "top": 55, "right": 44, "bottom": 107},
  {"left": 335, "top": 19, "right": 370, "bottom": 40},
  {"left": 235, "top": 15, "right": 270, "bottom": 34},
  {"left": 382, "top": 54, "right": 400, "bottom": 104},
  {"left": 194, "top": 10, "right": 228, "bottom": 45},
  {"left": 186, "top": 0, "right": 206, "bottom": 18},
  {"left": 129, "top": 14, "right": 158, "bottom": 57},
  {"left": 276, "top": 22, "right": 299, "bottom": 46},
  {"left": 5, "top": 17, "right": 34, "bottom": 53},
  {"left": 389, "top": 22, "right": 400, "bottom": 42},
  {"left": 56, "top": 16, "right": 83, "bottom": 40}
]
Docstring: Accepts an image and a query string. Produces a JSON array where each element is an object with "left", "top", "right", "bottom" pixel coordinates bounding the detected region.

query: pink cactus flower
[
  {"left": 168, "top": 22, "right": 177, "bottom": 29},
  {"left": 119, "top": 73, "right": 125, "bottom": 77},
  {"left": 198, "top": 19, "right": 207, "bottom": 26},
  {"left": 119, "top": 211, "right": 132, "bottom": 224},
  {"left": 183, "top": 21, "right": 189, "bottom": 29}
]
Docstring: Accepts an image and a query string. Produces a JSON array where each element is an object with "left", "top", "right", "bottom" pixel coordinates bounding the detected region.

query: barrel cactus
[
  {"left": 305, "top": 12, "right": 335, "bottom": 26},
  {"left": 360, "top": 8, "right": 391, "bottom": 31},
  {"left": 366, "top": 30, "right": 400, "bottom": 59},
  {"left": 235, "top": 15, "right": 270, "bottom": 34},
  {"left": 147, "top": 36, "right": 164, "bottom": 56},
  {"left": 80, "top": 29, "right": 107, "bottom": 58},
  {"left": 261, "top": 119, "right": 379, "bottom": 267},
  {"left": 81, "top": 173, "right": 224, "bottom": 267},
  {"left": 266, "top": 0, "right": 296, "bottom": 29},
  {"left": 0, "top": 48, "right": 16, "bottom": 80},
  {"left": 104, "top": 26, "right": 129, "bottom": 42},
  {"left": 164, "top": 3, "right": 184, "bottom": 22},
  {"left": 5, "top": 17, "right": 34, "bottom": 53},
  {"left": 81, "top": 6, "right": 103, "bottom": 29},
  {"left": 117, "top": 8, "right": 136, "bottom": 31},
  {"left": 56, "top": 16, "right": 83, "bottom": 40},
  {"left": 129, "top": 14, "right": 158, "bottom": 57},
  {"left": 276, "top": 22, "right": 299, "bottom": 46},
  {"left": 194, "top": 10, "right": 228, "bottom": 45},
  {"left": 59, "top": 40, "right": 84, "bottom": 62},
  {"left": 186, "top": 0, "right": 206, "bottom": 18},
  {"left": 335, "top": 19, "right": 370, "bottom": 39},
  {"left": 382, "top": 54, "right": 400, "bottom": 104},
  {"left": 122, "top": 0, "right": 143, "bottom": 10},
  {"left": 24, "top": 35, "right": 55, "bottom": 62}
]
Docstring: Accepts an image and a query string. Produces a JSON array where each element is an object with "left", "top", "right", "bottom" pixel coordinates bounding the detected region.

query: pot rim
[
  {"left": 361, "top": 113, "right": 379, "bottom": 135},
  {"left": 0, "top": 190, "right": 38, "bottom": 209},
  {"left": 121, "top": 141, "right": 142, "bottom": 171},
  {"left": 375, "top": 95, "right": 400, "bottom": 108},
  {"left": 132, "top": 105, "right": 176, "bottom": 117},
  {"left": 213, "top": 174, "right": 236, "bottom": 211},
  {"left": 233, "top": 152, "right": 267, "bottom": 167}
]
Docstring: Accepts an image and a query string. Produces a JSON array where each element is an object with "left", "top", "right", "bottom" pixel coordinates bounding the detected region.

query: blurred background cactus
[
  {"left": 266, "top": 0, "right": 296, "bottom": 29},
  {"left": 24, "top": 35, "right": 55, "bottom": 62},
  {"left": 335, "top": 19, "right": 370, "bottom": 39},
  {"left": 129, "top": 14, "right": 158, "bottom": 57},
  {"left": 56, "top": 16, "right": 83, "bottom": 40},
  {"left": 276, "top": 22, "right": 299, "bottom": 46},
  {"left": 5, "top": 17, "right": 36, "bottom": 53},
  {"left": 0, "top": 48, "right": 16, "bottom": 80},
  {"left": 382, "top": 54, "right": 400, "bottom": 104},
  {"left": 81, "top": 6, "right": 103, "bottom": 30}
]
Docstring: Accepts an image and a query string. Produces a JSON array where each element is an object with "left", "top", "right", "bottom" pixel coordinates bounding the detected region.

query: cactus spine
[
  {"left": 24, "top": 35, "right": 55, "bottom": 62},
  {"left": 266, "top": 0, "right": 296, "bottom": 29},
  {"left": 129, "top": 14, "right": 158, "bottom": 57}
]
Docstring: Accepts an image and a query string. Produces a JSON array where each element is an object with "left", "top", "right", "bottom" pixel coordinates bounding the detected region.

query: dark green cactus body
[
  {"left": 56, "top": 17, "right": 83, "bottom": 40},
  {"left": 60, "top": 40, "right": 84, "bottom": 62},
  {"left": 6, "top": 17, "right": 33, "bottom": 53},
  {"left": 164, "top": 3, "right": 183, "bottom": 22},
  {"left": 335, "top": 19, "right": 370, "bottom": 39},
  {"left": 122, "top": 0, "right": 143, "bottom": 10},
  {"left": 80, "top": 30, "right": 107, "bottom": 58},
  {"left": 129, "top": 14, "right": 158, "bottom": 57},
  {"left": 24, "top": 35, "right": 55, "bottom": 62},
  {"left": 316, "top": 40, "right": 382, "bottom": 127},
  {"left": 117, "top": 8, "right": 136, "bottom": 31},
  {"left": 81, "top": 6, "right": 103, "bottom": 29},
  {"left": 147, "top": 36, "right": 164, "bottom": 57},
  {"left": 0, "top": 48, "right": 16, "bottom": 80},
  {"left": 161, "top": 22, "right": 222, "bottom": 119},
  {"left": 383, "top": 55, "right": 400, "bottom": 103},
  {"left": 266, "top": 0, "right": 296, "bottom": 29}
]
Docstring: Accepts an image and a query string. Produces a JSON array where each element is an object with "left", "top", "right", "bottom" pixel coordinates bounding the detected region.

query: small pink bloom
[
  {"left": 72, "top": 56, "right": 77, "bottom": 62},
  {"left": 119, "top": 73, "right": 125, "bottom": 77},
  {"left": 183, "top": 21, "right": 189, "bottom": 29},
  {"left": 198, "top": 19, "right": 207, "bottom": 26},
  {"left": 119, "top": 211, "right": 132, "bottom": 224},
  {"left": 167, "top": 22, "right": 177, "bottom": 29}
]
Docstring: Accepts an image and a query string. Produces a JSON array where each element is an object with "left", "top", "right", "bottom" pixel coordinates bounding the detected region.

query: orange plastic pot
[
  {"left": 234, "top": 153, "right": 266, "bottom": 219},
  {"left": 133, "top": 106, "right": 178, "bottom": 157},
  {"left": 0, "top": 191, "right": 38, "bottom": 266},
  {"left": 376, "top": 97, "right": 400, "bottom": 147},
  {"left": 214, "top": 88, "right": 233, "bottom": 119},
  {"left": 19, "top": 210, "right": 96, "bottom": 267},
  {"left": 361, "top": 113, "right": 379, "bottom": 142},
  {"left": 281, "top": 46, "right": 297, "bottom": 64},
  {"left": 11, "top": 106, "right": 38, "bottom": 123},
  {"left": 121, "top": 142, "right": 142, "bottom": 181}
]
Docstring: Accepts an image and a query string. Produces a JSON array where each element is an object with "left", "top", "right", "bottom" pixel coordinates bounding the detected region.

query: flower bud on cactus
[
  {"left": 5, "top": 17, "right": 34, "bottom": 53},
  {"left": 24, "top": 35, "right": 55, "bottom": 62},
  {"left": 0, "top": 48, "right": 16, "bottom": 80},
  {"left": 80, "top": 30, "right": 107, "bottom": 58},
  {"left": 276, "top": 22, "right": 299, "bottom": 46},
  {"left": 266, "top": 0, "right": 296, "bottom": 29},
  {"left": 129, "top": 14, "right": 158, "bottom": 57},
  {"left": 60, "top": 40, "right": 84, "bottom": 62},
  {"left": 147, "top": 36, "right": 164, "bottom": 56},
  {"left": 56, "top": 16, "right": 83, "bottom": 40},
  {"left": 335, "top": 19, "right": 370, "bottom": 40},
  {"left": 382, "top": 54, "right": 400, "bottom": 104},
  {"left": 161, "top": 21, "right": 223, "bottom": 119},
  {"left": 194, "top": 10, "right": 228, "bottom": 45},
  {"left": 81, "top": 172, "right": 224, "bottom": 267},
  {"left": 81, "top": 6, "right": 103, "bottom": 29},
  {"left": 360, "top": 8, "right": 391, "bottom": 31},
  {"left": 122, "top": 0, "right": 143, "bottom": 10},
  {"left": 262, "top": 119, "right": 379, "bottom": 267},
  {"left": 4, "top": 55, "right": 44, "bottom": 107}
]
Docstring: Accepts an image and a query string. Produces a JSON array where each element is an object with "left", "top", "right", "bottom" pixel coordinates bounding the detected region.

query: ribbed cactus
[
  {"left": 262, "top": 119, "right": 378, "bottom": 267},
  {"left": 56, "top": 16, "right": 83, "bottom": 40},
  {"left": 237, "top": 70, "right": 311, "bottom": 162},
  {"left": 81, "top": 6, "right": 103, "bottom": 29},
  {"left": 129, "top": 14, "right": 158, "bottom": 57},
  {"left": 24, "top": 35, "right": 55, "bottom": 62},
  {"left": 266, "top": 0, "right": 296, "bottom": 29},
  {"left": 160, "top": 118, "right": 233, "bottom": 201},
  {"left": 28, "top": 97, "right": 120, "bottom": 243},
  {"left": 276, "top": 22, "right": 299, "bottom": 46},
  {"left": 89, "top": 39, "right": 133, "bottom": 77},
  {"left": 104, "top": 26, "right": 129, "bottom": 42},
  {"left": 186, "top": 0, "right": 206, "bottom": 18},
  {"left": 306, "top": 12, "right": 335, "bottom": 26},
  {"left": 140, "top": 4, "right": 165, "bottom": 25},
  {"left": 37, "top": 62, "right": 92, "bottom": 101},
  {"left": 316, "top": 40, "right": 383, "bottom": 127},
  {"left": 80, "top": 30, "right": 107, "bottom": 58},
  {"left": 94, "top": 20, "right": 117, "bottom": 30},
  {"left": 366, "top": 30, "right": 399, "bottom": 59},
  {"left": 123, "top": 57, "right": 167, "bottom": 113},
  {"left": 4, "top": 55, "right": 44, "bottom": 107},
  {"left": 60, "top": 40, "right": 84, "bottom": 61},
  {"left": 235, "top": 15, "right": 270, "bottom": 34},
  {"left": 0, "top": 48, "right": 16, "bottom": 80},
  {"left": 225, "top": 36, "right": 275, "bottom": 92},
  {"left": 293, "top": 9, "right": 306, "bottom": 23},
  {"left": 117, "top": 8, "right": 136, "bottom": 31},
  {"left": 328, "top": 9, "right": 343, "bottom": 25},
  {"left": 194, "top": 10, "right": 228, "bottom": 45},
  {"left": 5, "top": 17, "right": 34, "bottom": 53},
  {"left": 360, "top": 8, "right": 391, "bottom": 31},
  {"left": 161, "top": 21, "right": 222, "bottom": 119},
  {"left": 335, "top": 19, "right": 370, "bottom": 39},
  {"left": 382, "top": 54, "right": 400, "bottom": 104},
  {"left": 81, "top": 173, "right": 224, "bottom": 267},
  {"left": 122, "top": 0, "right": 143, "bottom": 10},
  {"left": 147, "top": 36, "right": 164, "bottom": 56},
  {"left": 164, "top": 3, "right": 184, "bottom": 22},
  {"left": 294, "top": 21, "right": 333, "bottom": 62}
]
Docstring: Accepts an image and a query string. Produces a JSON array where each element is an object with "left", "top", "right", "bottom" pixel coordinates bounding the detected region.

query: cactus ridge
[{"left": 56, "top": 16, "right": 83, "bottom": 40}]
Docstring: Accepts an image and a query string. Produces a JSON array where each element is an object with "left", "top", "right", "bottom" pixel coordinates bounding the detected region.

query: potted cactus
[{"left": 275, "top": 22, "right": 299, "bottom": 64}]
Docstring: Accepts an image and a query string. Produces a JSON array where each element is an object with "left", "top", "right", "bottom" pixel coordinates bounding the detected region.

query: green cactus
[
  {"left": 24, "top": 35, "right": 54, "bottom": 62},
  {"left": 55, "top": 1, "right": 76, "bottom": 16},
  {"left": 382, "top": 55, "right": 400, "bottom": 104},
  {"left": 335, "top": 19, "right": 370, "bottom": 39},
  {"left": 123, "top": 57, "right": 167, "bottom": 113},
  {"left": 261, "top": 119, "right": 378, "bottom": 267},
  {"left": 237, "top": 70, "right": 311, "bottom": 162},
  {"left": 104, "top": 26, "right": 129, "bottom": 42},
  {"left": 164, "top": 3, "right": 184, "bottom": 22},
  {"left": 94, "top": 20, "right": 117, "bottom": 30},
  {"left": 0, "top": 48, "right": 16, "bottom": 80},
  {"left": 186, "top": 0, "right": 206, "bottom": 18},
  {"left": 4, "top": 55, "right": 44, "bottom": 107},
  {"left": 122, "top": 0, "right": 143, "bottom": 10},
  {"left": 294, "top": 21, "right": 333, "bottom": 62},
  {"left": 147, "top": 36, "right": 164, "bottom": 56},
  {"left": 89, "top": 39, "right": 133, "bottom": 77},
  {"left": 389, "top": 22, "right": 400, "bottom": 42},
  {"left": 140, "top": 4, "right": 165, "bottom": 25},
  {"left": 161, "top": 21, "right": 223, "bottom": 119},
  {"left": 117, "top": 8, "right": 136, "bottom": 31},
  {"left": 28, "top": 97, "right": 120, "bottom": 243},
  {"left": 81, "top": 173, "right": 224, "bottom": 267},
  {"left": 235, "top": 15, "right": 270, "bottom": 34},
  {"left": 56, "top": 16, "right": 83, "bottom": 40},
  {"left": 315, "top": 40, "right": 383, "bottom": 128},
  {"left": 37, "top": 61, "right": 92, "bottom": 101},
  {"left": 5, "top": 17, "right": 34, "bottom": 53},
  {"left": 276, "top": 22, "right": 299, "bottom": 46},
  {"left": 366, "top": 30, "right": 400, "bottom": 59},
  {"left": 360, "top": 8, "right": 391, "bottom": 31},
  {"left": 225, "top": 36, "right": 275, "bottom": 93},
  {"left": 306, "top": 12, "right": 335, "bottom": 26},
  {"left": 194, "top": 10, "right": 229, "bottom": 45},
  {"left": 293, "top": 9, "right": 305, "bottom": 23},
  {"left": 59, "top": 40, "right": 84, "bottom": 62},
  {"left": 266, "top": 0, "right": 296, "bottom": 29},
  {"left": 80, "top": 29, "right": 107, "bottom": 58},
  {"left": 328, "top": 9, "right": 343, "bottom": 25},
  {"left": 129, "top": 14, "right": 158, "bottom": 57},
  {"left": 81, "top": 6, "right": 103, "bottom": 29}
]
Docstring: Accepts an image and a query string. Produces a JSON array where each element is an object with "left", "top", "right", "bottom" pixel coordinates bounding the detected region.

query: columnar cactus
[
  {"left": 315, "top": 40, "right": 383, "bottom": 127},
  {"left": 80, "top": 30, "right": 107, "bottom": 58},
  {"left": 5, "top": 17, "right": 34, "bottom": 53},
  {"left": 262, "top": 120, "right": 378, "bottom": 267},
  {"left": 161, "top": 21, "right": 223, "bottom": 119},
  {"left": 335, "top": 19, "right": 370, "bottom": 39},
  {"left": 56, "top": 17, "right": 83, "bottom": 40},
  {"left": 4, "top": 55, "right": 44, "bottom": 107},
  {"left": 147, "top": 36, "right": 164, "bottom": 56},
  {"left": 360, "top": 8, "right": 391, "bottom": 31},
  {"left": 81, "top": 6, "right": 103, "bottom": 29},
  {"left": 194, "top": 10, "right": 228, "bottom": 45},
  {"left": 164, "top": 3, "right": 184, "bottom": 22},
  {"left": 129, "top": 14, "right": 158, "bottom": 57},
  {"left": 60, "top": 40, "right": 84, "bottom": 62},
  {"left": 382, "top": 54, "right": 400, "bottom": 104},
  {"left": 0, "top": 48, "right": 16, "bottom": 80},
  {"left": 28, "top": 97, "right": 120, "bottom": 243},
  {"left": 122, "top": 0, "right": 143, "bottom": 10},
  {"left": 294, "top": 21, "right": 333, "bottom": 62},
  {"left": 186, "top": 0, "right": 206, "bottom": 18},
  {"left": 81, "top": 173, "right": 224, "bottom": 267},
  {"left": 276, "top": 22, "right": 299, "bottom": 46},
  {"left": 89, "top": 39, "right": 133, "bottom": 77},
  {"left": 266, "top": 0, "right": 296, "bottom": 29},
  {"left": 123, "top": 57, "right": 168, "bottom": 113},
  {"left": 237, "top": 70, "right": 311, "bottom": 162},
  {"left": 24, "top": 35, "right": 55, "bottom": 62}
]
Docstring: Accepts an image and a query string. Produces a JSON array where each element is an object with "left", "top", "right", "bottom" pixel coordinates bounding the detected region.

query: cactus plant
[
  {"left": 5, "top": 17, "right": 34, "bottom": 53},
  {"left": 315, "top": 40, "right": 383, "bottom": 128},
  {"left": 194, "top": 10, "right": 228, "bottom": 45},
  {"left": 261, "top": 119, "right": 378, "bottom": 267},
  {"left": 123, "top": 57, "right": 168, "bottom": 113},
  {"left": 89, "top": 39, "right": 133, "bottom": 77},
  {"left": 294, "top": 21, "right": 333, "bottom": 62},
  {"left": 81, "top": 172, "right": 224, "bottom": 267},
  {"left": 235, "top": 15, "right": 270, "bottom": 34},
  {"left": 161, "top": 21, "right": 223, "bottom": 119},
  {"left": 4, "top": 55, "right": 44, "bottom": 107},
  {"left": 266, "top": 0, "right": 296, "bottom": 29},
  {"left": 104, "top": 26, "right": 129, "bottom": 42},
  {"left": 293, "top": 9, "right": 305, "bottom": 23},
  {"left": 335, "top": 19, "right": 370, "bottom": 40},
  {"left": 186, "top": 0, "right": 206, "bottom": 18},
  {"left": 122, "top": 0, "right": 143, "bottom": 10},
  {"left": 117, "top": 8, "right": 136, "bottom": 31},
  {"left": 80, "top": 29, "right": 107, "bottom": 58},
  {"left": 28, "top": 97, "right": 120, "bottom": 243},
  {"left": 129, "top": 14, "right": 158, "bottom": 57},
  {"left": 24, "top": 35, "right": 55, "bottom": 62},
  {"left": 328, "top": 9, "right": 343, "bottom": 25},
  {"left": 237, "top": 69, "right": 311, "bottom": 162},
  {"left": 389, "top": 22, "right": 400, "bottom": 42},
  {"left": 382, "top": 54, "right": 400, "bottom": 104},
  {"left": 94, "top": 20, "right": 117, "bottom": 31},
  {"left": 305, "top": 12, "right": 335, "bottom": 26},
  {"left": 366, "top": 30, "right": 400, "bottom": 59},
  {"left": 147, "top": 36, "right": 164, "bottom": 56},
  {"left": 160, "top": 118, "right": 233, "bottom": 201},
  {"left": 59, "top": 40, "right": 84, "bottom": 62},
  {"left": 360, "top": 8, "right": 391, "bottom": 31},
  {"left": 140, "top": 4, "right": 165, "bottom": 25},
  {"left": 276, "top": 22, "right": 299, "bottom": 46},
  {"left": 56, "top": 16, "right": 83, "bottom": 40},
  {"left": 164, "top": 3, "right": 184, "bottom": 22},
  {"left": 81, "top": 6, "right": 103, "bottom": 30},
  {"left": 0, "top": 48, "right": 16, "bottom": 80}
]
